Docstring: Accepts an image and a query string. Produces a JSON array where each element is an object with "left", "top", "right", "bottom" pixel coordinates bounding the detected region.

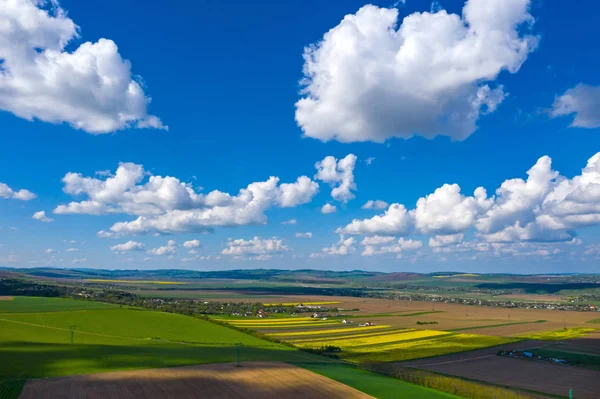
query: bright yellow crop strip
[
  {"left": 227, "top": 318, "right": 315, "bottom": 323},
  {"left": 270, "top": 325, "right": 391, "bottom": 338},
  {"left": 353, "top": 334, "right": 510, "bottom": 353},
  {"left": 231, "top": 322, "right": 340, "bottom": 329},
  {"left": 228, "top": 321, "right": 326, "bottom": 326},
  {"left": 288, "top": 329, "right": 415, "bottom": 343},
  {"left": 295, "top": 330, "right": 450, "bottom": 349},
  {"left": 263, "top": 301, "right": 340, "bottom": 306}
]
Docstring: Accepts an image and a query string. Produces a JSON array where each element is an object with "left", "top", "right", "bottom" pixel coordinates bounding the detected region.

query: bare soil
[
  {"left": 406, "top": 353, "right": 600, "bottom": 399},
  {"left": 0, "top": 296, "right": 13, "bottom": 300},
  {"left": 18, "top": 361, "right": 374, "bottom": 399}
]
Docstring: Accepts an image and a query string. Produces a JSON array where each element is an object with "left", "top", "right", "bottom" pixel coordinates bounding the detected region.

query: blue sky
[{"left": 1, "top": 0, "right": 600, "bottom": 273}]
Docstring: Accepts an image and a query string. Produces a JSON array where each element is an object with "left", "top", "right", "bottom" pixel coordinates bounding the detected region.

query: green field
[
  {"left": 0, "top": 296, "right": 118, "bottom": 313},
  {"left": 0, "top": 297, "right": 456, "bottom": 399}
]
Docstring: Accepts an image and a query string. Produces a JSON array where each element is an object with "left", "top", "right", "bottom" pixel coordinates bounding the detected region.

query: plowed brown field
[
  {"left": 0, "top": 296, "right": 13, "bottom": 300},
  {"left": 18, "top": 362, "right": 374, "bottom": 399}
]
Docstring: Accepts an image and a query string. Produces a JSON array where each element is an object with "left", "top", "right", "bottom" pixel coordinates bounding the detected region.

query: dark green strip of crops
[
  {"left": 0, "top": 379, "right": 25, "bottom": 399},
  {"left": 447, "top": 319, "right": 546, "bottom": 332}
]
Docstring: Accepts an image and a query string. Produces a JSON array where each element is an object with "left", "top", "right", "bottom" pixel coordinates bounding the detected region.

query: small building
[
  {"left": 258, "top": 309, "right": 266, "bottom": 318},
  {"left": 342, "top": 319, "right": 348, "bottom": 324}
]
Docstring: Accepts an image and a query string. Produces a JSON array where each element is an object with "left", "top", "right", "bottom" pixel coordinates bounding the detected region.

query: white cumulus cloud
[
  {"left": 221, "top": 237, "right": 289, "bottom": 257},
  {"left": 315, "top": 154, "right": 357, "bottom": 203},
  {"left": 362, "top": 200, "right": 389, "bottom": 210},
  {"left": 110, "top": 241, "right": 145, "bottom": 253},
  {"left": 0, "top": 182, "right": 35, "bottom": 200},
  {"left": 295, "top": 0, "right": 537, "bottom": 142},
  {"left": 338, "top": 152, "right": 600, "bottom": 244},
  {"left": 32, "top": 211, "right": 53, "bottom": 222},
  {"left": 550, "top": 84, "right": 600, "bottom": 128},
  {"left": 0, "top": 0, "right": 165, "bottom": 133},
  {"left": 183, "top": 239, "right": 201, "bottom": 249},
  {"left": 321, "top": 203, "right": 337, "bottom": 214},
  {"left": 54, "top": 162, "right": 319, "bottom": 235},
  {"left": 295, "top": 232, "right": 313, "bottom": 238},
  {"left": 148, "top": 240, "right": 177, "bottom": 256}
]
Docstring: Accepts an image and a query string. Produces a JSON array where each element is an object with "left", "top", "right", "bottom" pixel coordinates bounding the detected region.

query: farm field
[
  {"left": 0, "top": 297, "right": 457, "bottom": 399},
  {"left": 18, "top": 361, "right": 460, "bottom": 399},
  {"left": 410, "top": 353, "right": 600, "bottom": 399},
  {"left": 18, "top": 362, "right": 375, "bottom": 399},
  {"left": 0, "top": 296, "right": 119, "bottom": 313}
]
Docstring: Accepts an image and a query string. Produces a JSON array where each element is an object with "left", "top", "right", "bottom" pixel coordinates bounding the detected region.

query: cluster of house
[{"left": 497, "top": 350, "right": 568, "bottom": 365}]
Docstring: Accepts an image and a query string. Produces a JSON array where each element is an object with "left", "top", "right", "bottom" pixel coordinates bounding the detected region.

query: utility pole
[
  {"left": 465, "top": 307, "right": 468, "bottom": 317},
  {"left": 69, "top": 325, "right": 77, "bottom": 344},
  {"left": 235, "top": 343, "right": 242, "bottom": 367},
  {"left": 508, "top": 312, "right": 511, "bottom": 324}
]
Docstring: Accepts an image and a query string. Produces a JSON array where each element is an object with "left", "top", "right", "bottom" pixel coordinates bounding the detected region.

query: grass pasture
[{"left": 0, "top": 296, "right": 118, "bottom": 313}]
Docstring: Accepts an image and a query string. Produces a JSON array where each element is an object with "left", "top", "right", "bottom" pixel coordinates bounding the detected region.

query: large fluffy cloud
[
  {"left": 550, "top": 84, "right": 600, "bottom": 128},
  {"left": 295, "top": 0, "right": 537, "bottom": 142},
  {"left": 0, "top": 182, "right": 35, "bottom": 200},
  {"left": 315, "top": 154, "right": 357, "bottom": 202},
  {"left": 338, "top": 204, "right": 413, "bottom": 236},
  {"left": 54, "top": 162, "right": 319, "bottom": 235},
  {"left": 338, "top": 152, "right": 600, "bottom": 244},
  {"left": 0, "top": 0, "right": 165, "bottom": 133}
]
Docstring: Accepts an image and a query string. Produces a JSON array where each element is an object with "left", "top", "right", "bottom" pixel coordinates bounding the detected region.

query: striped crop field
[
  {"left": 263, "top": 301, "right": 341, "bottom": 306},
  {"left": 231, "top": 322, "right": 341, "bottom": 329},
  {"left": 287, "top": 328, "right": 416, "bottom": 343},
  {"left": 270, "top": 325, "right": 392, "bottom": 338},
  {"left": 345, "top": 334, "right": 518, "bottom": 363},
  {"left": 289, "top": 329, "right": 451, "bottom": 349}
]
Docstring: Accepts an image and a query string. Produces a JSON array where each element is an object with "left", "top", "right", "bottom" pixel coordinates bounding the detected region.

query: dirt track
[{"left": 19, "top": 362, "right": 374, "bottom": 399}]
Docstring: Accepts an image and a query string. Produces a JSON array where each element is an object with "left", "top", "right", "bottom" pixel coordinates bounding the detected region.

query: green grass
[
  {"left": 0, "top": 296, "right": 118, "bottom": 313},
  {"left": 298, "top": 362, "right": 460, "bottom": 399},
  {"left": 586, "top": 318, "right": 600, "bottom": 324},
  {"left": 0, "top": 308, "right": 295, "bottom": 379},
  {"left": 0, "top": 379, "right": 25, "bottom": 399}
]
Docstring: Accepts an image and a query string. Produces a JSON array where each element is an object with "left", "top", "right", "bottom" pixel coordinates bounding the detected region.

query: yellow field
[
  {"left": 292, "top": 329, "right": 450, "bottom": 348},
  {"left": 85, "top": 279, "right": 187, "bottom": 285},
  {"left": 263, "top": 301, "right": 341, "bottom": 306},
  {"left": 271, "top": 325, "right": 391, "bottom": 338},
  {"left": 288, "top": 328, "right": 414, "bottom": 343},
  {"left": 231, "top": 322, "right": 340, "bottom": 329},
  {"left": 346, "top": 334, "right": 517, "bottom": 362},
  {"left": 228, "top": 318, "right": 316, "bottom": 324},
  {"left": 517, "top": 327, "right": 596, "bottom": 341}
]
